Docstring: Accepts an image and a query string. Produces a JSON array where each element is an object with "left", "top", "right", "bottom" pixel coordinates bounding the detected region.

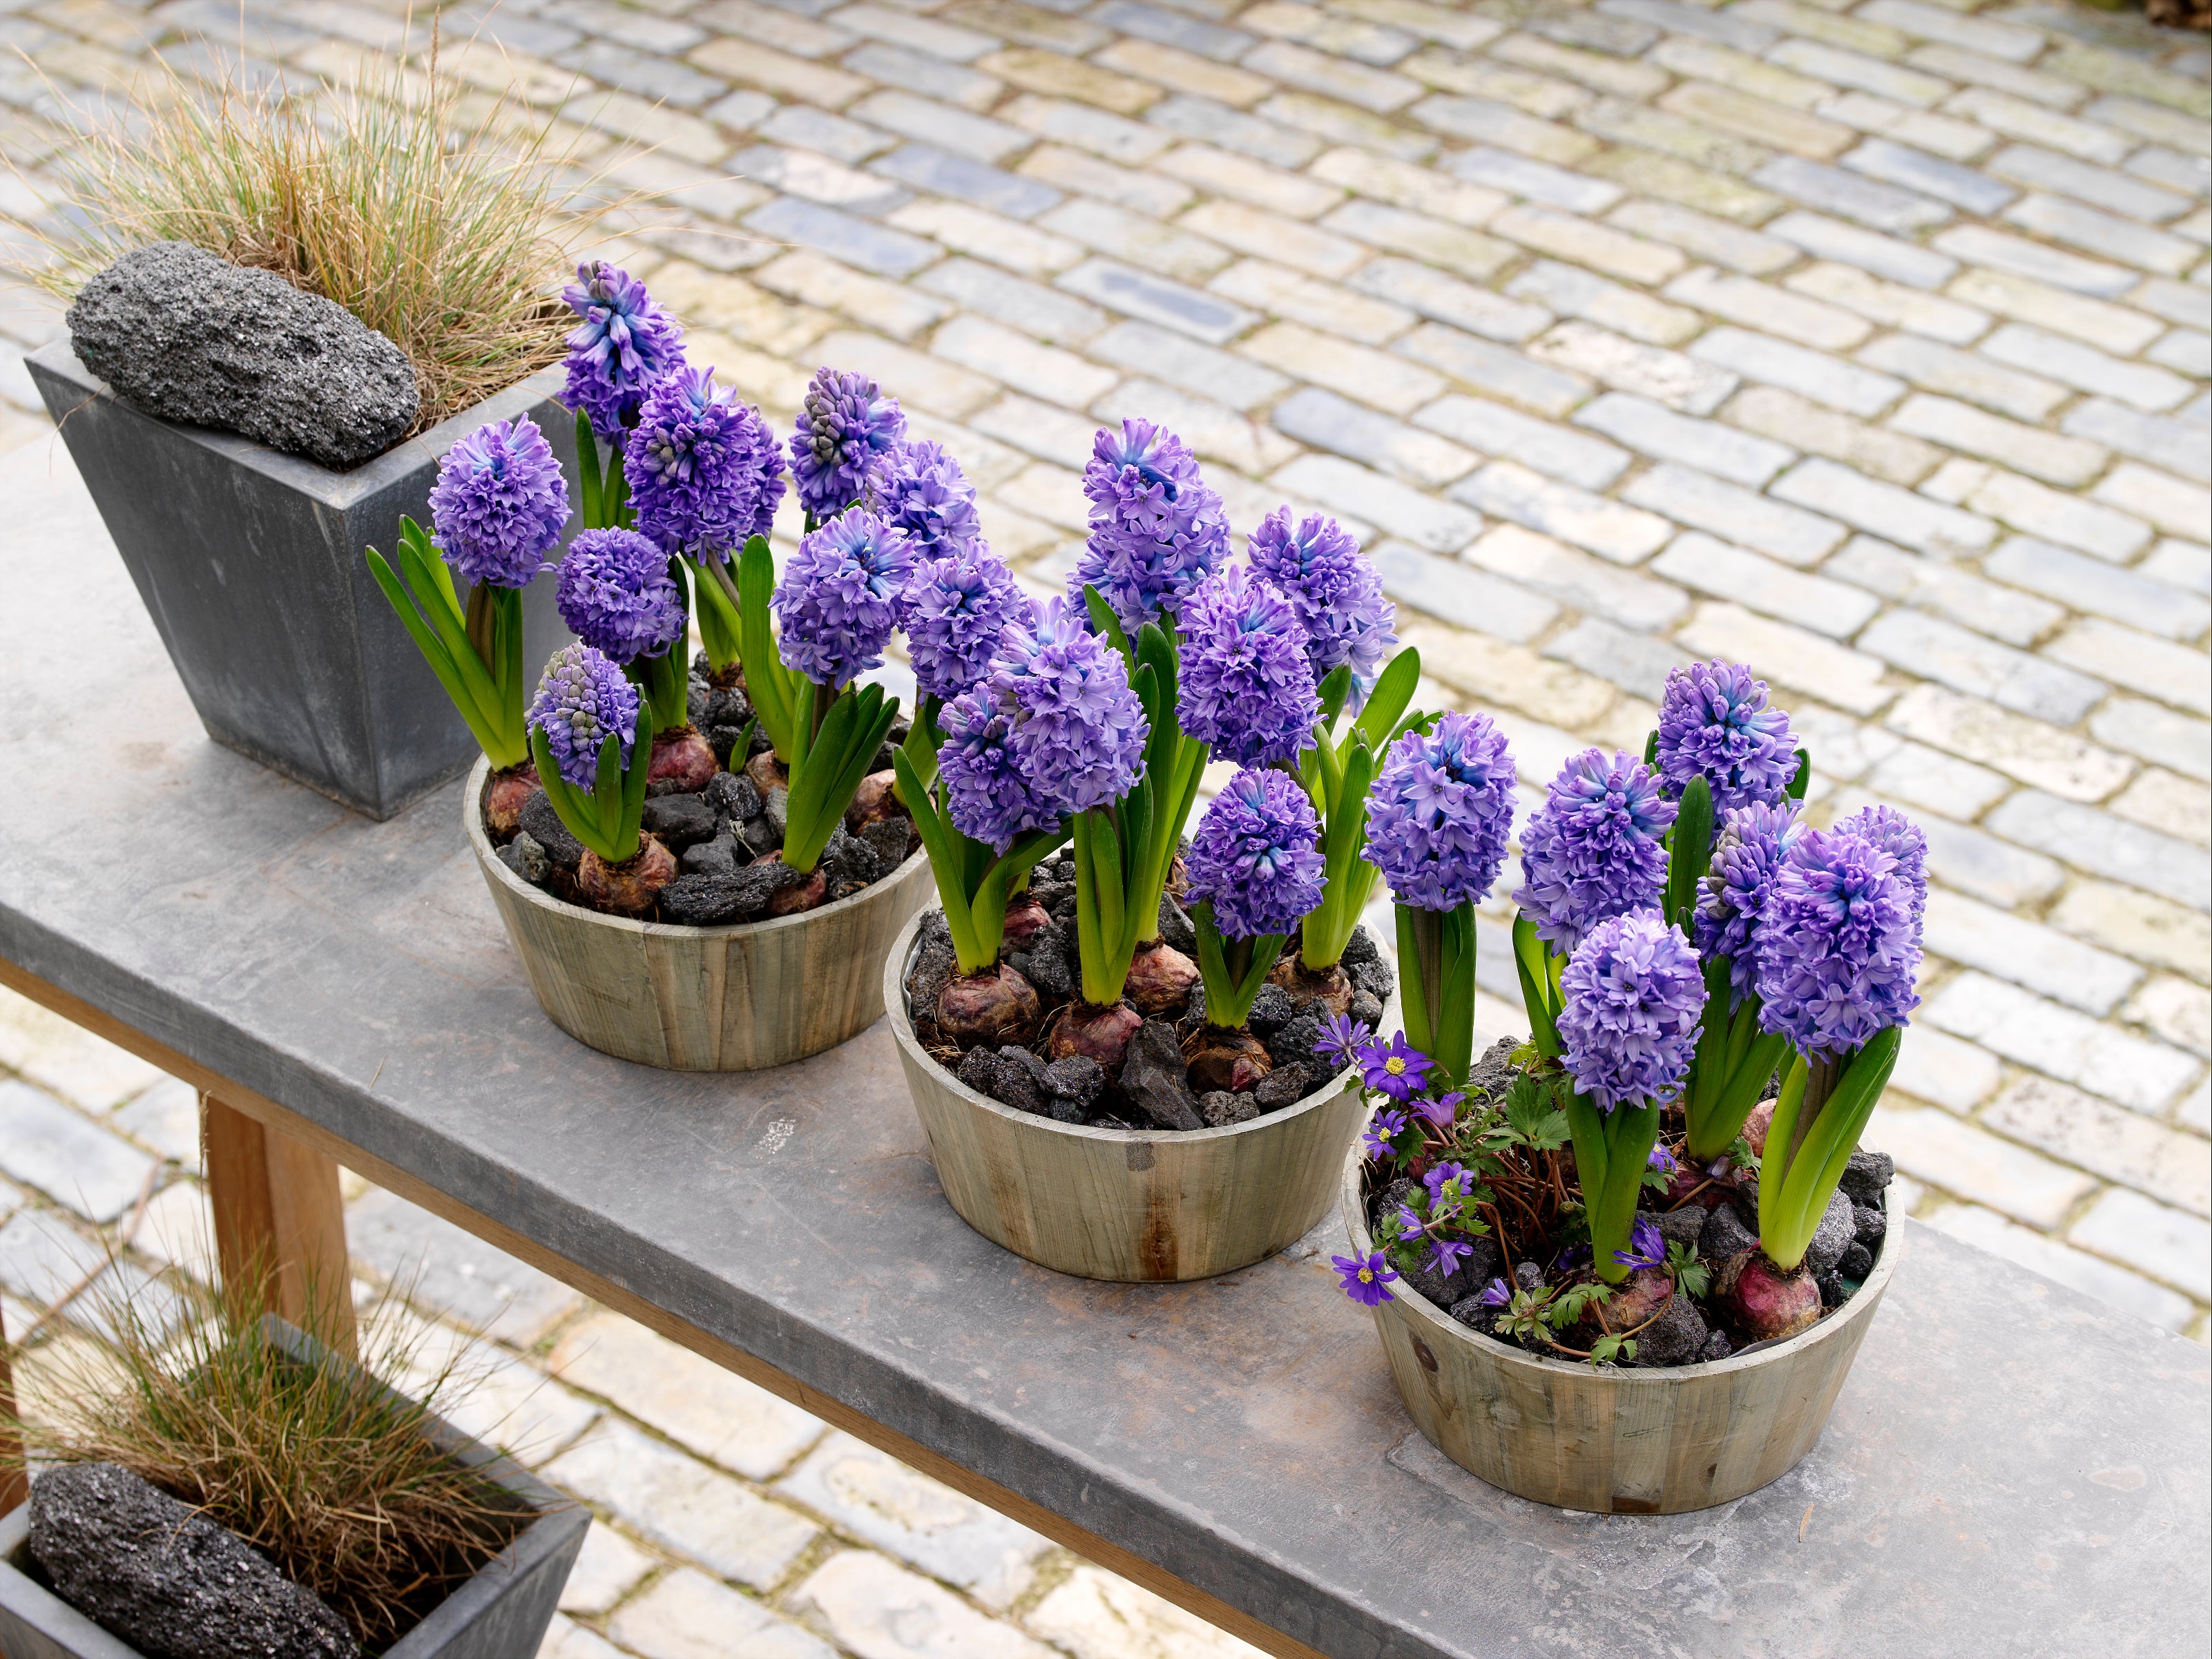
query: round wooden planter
[
  {"left": 466, "top": 758, "right": 934, "bottom": 1071},
  {"left": 886, "top": 908, "right": 1384, "bottom": 1282},
  {"left": 1340, "top": 1125, "right": 1898, "bottom": 1515}
]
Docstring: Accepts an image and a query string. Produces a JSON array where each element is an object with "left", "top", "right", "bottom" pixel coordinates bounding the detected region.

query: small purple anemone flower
[
  {"left": 1557, "top": 910, "right": 1705, "bottom": 1113},
  {"left": 994, "top": 596, "right": 1148, "bottom": 816},
  {"left": 791, "top": 367, "right": 905, "bottom": 521},
  {"left": 1478, "top": 1278, "right": 1512, "bottom": 1308},
  {"left": 626, "top": 367, "right": 785, "bottom": 563},
  {"left": 773, "top": 508, "right": 916, "bottom": 690},
  {"left": 1244, "top": 507, "right": 1396, "bottom": 709},
  {"left": 1612, "top": 1216, "right": 1667, "bottom": 1273},
  {"left": 1175, "top": 564, "right": 1318, "bottom": 767},
  {"left": 1068, "top": 419, "right": 1228, "bottom": 632},
  {"left": 873, "top": 439, "right": 980, "bottom": 561},
  {"left": 1361, "top": 1108, "right": 1407, "bottom": 1159},
  {"left": 1360, "top": 1033, "right": 1435, "bottom": 1102},
  {"left": 528, "top": 643, "right": 639, "bottom": 790},
  {"left": 1184, "top": 767, "right": 1325, "bottom": 939},
  {"left": 1655, "top": 660, "right": 1800, "bottom": 810},
  {"left": 1414, "top": 1091, "right": 1464, "bottom": 1130},
  {"left": 1427, "top": 1238, "right": 1476, "bottom": 1277},
  {"left": 1695, "top": 800, "right": 1803, "bottom": 1010},
  {"left": 427, "top": 415, "right": 569, "bottom": 589},
  {"left": 1423, "top": 1162, "right": 1469, "bottom": 1205},
  {"left": 1393, "top": 1203, "right": 1424, "bottom": 1238},
  {"left": 559, "top": 261, "right": 684, "bottom": 441},
  {"left": 1515, "top": 749, "right": 1677, "bottom": 955},
  {"left": 1334, "top": 1250, "right": 1398, "bottom": 1306},
  {"left": 1363, "top": 711, "right": 1517, "bottom": 913},
  {"left": 901, "top": 548, "right": 1030, "bottom": 703},
  {"left": 1648, "top": 1143, "right": 1680, "bottom": 1174},
  {"left": 555, "top": 528, "right": 686, "bottom": 666},
  {"left": 1316, "top": 1010, "right": 1373, "bottom": 1071},
  {"left": 1755, "top": 823, "right": 1923, "bottom": 1059}
]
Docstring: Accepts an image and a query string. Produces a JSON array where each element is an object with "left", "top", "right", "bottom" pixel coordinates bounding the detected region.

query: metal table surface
[{"left": 1, "top": 438, "right": 2205, "bottom": 1659}]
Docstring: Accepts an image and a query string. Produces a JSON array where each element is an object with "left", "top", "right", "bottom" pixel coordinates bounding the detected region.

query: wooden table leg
[
  {"left": 202, "top": 1092, "right": 357, "bottom": 1360},
  {"left": 0, "top": 1301, "right": 26, "bottom": 1516}
]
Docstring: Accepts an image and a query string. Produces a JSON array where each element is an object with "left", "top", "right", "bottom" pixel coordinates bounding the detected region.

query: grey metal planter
[
  {"left": 0, "top": 1318, "right": 588, "bottom": 1659},
  {"left": 27, "top": 342, "right": 575, "bottom": 821}
]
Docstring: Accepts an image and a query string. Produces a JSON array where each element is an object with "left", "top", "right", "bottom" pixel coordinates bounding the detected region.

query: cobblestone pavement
[{"left": 0, "top": 0, "right": 2208, "bottom": 1647}]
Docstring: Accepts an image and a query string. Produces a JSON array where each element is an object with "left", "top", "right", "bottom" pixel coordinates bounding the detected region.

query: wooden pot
[
  {"left": 886, "top": 909, "right": 1383, "bottom": 1282},
  {"left": 1340, "top": 1126, "right": 1898, "bottom": 1514},
  {"left": 467, "top": 758, "right": 933, "bottom": 1071}
]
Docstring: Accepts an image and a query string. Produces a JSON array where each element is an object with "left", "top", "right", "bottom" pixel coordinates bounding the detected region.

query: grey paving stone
[
  {"left": 1275, "top": 453, "right": 1484, "bottom": 551},
  {"left": 1626, "top": 463, "right": 1848, "bottom": 566},
  {"left": 1858, "top": 609, "right": 2107, "bottom": 725},
  {"left": 1987, "top": 144, "right": 2197, "bottom": 224},
  {"left": 1597, "top": 0, "right": 1777, "bottom": 50},
  {"left": 0, "top": 1078, "right": 157, "bottom": 1222},
  {"left": 1090, "top": 319, "right": 1287, "bottom": 407},
  {"left": 1417, "top": 395, "right": 1631, "bottom": 489},
  {"left": 1443, "top": 146, "right": 1621, "bottom": 213},
  {"left": 1763, "top": 211, "right": 1958, "bottom": 290},
  {"left": 1651, "top": 529, "right": 1879, "bottom": 636},
  {"left": 1146, "top": 94, "right": 1319, "bottom": 168},
  {"left": 1827, "top": 534, "right": 2066, "bottom": 647},
  {"left": 1988, "top": 537, "right": 2211, "bottom": 642},
  {"left": 850, "top": 90, "right": 1028, "bottom": 162},
  {"left": 1354, "top": 257, "right": 1553, "bottom": 343},
  {"left": 1090, "top": 0, "right": 1252, "bottom": 62},
  {"left": 108, "top": 1077, "right": 202, "bottom": 1171},
  {"left": 869, "top": 143, "right": 1061, "bottom": 218},
  {"left": 1055, "top": 257, "right": 1254, "bottom": 343},
  {"left": 733, "top": 144, "right": 911, "bottom": 214},
  {"left": 742, "top": 195, "right": 943, "bottom": 276},
  {"left": 1368, "top": 538, "right": 1559, "bottom": 640},
  {"left": 0, "top": 1207, "right": 104, "bottom": 1305},
  {"left": 1465, "top": 524, "right": 1689, "bottom": 631},
  {"left": 559, "top": 39, "right": 727, "bottom": 106},
  {"left": 843, "top": 43, "right": 1003, "bottom": 110},
  {"left": 1842, "top": 139, "right": 2017, "bottom": 215},
  {"left": 1982, "top": 323, "right": 2196, "bottom": 414},
  {"left": 2063, "top": 399, "right": 2212, "bottom": 485},
  {"left": 1396, "top": 324, "right": 1591, "bottom": 418},
  {"left": 347, "top": 1187, "right": 584, "bottom": 1344},
  {"left": 1543, "top": 615, "right": 1691, "bottom": 700},
  {"left": 1771, "top": 457, "right": 1994, "bottom": 553},
  {"left": 1690, "top": 327, "right": 1905, "bottom": 417},
  {"left": 1575, "top": 392, "right": 1793, "bottom": 486},
  {"left": 1932, "top": 225, "right": 2139, "bottom": 299},
  {"left": 1752, "top": 156, "right": 1952, "bottom": 233},
  {"left": 916, "top": 258, "right": 1105, "bottom": 345},
  {"left": 1452, "top": 459, "right": 1670, "bottom": 563},
  {"left": 1992, "top": 792, "right": 2212, "bottom": 913},
  {"left": 1272, "top": 386, "right": 1477, "bottom": 487},
  {"left": 2005, "top": 192, "right": 2200, "bottom": 280}
]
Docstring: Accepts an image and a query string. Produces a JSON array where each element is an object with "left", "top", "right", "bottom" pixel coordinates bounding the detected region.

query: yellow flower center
[
  {"left": 1358, "top": 1268, "right": 1374, "bottom": 1283},
  {"left": 1385, "top": 1057, "right": 1405, "bottom": 1075}
]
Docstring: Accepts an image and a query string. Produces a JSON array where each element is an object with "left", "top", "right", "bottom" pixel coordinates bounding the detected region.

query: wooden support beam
[
  {"left": 202, "top": 1093, "right": 357, "bottom": 1361},
  {"left": 0, "top": 1301, "right": 26, "bottom": 1517}
]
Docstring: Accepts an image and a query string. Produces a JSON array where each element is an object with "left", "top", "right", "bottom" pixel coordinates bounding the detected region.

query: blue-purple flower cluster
[
  {"left": 1694, "top": 799, "right": 1803, "bottom": 1010},
  {"left": 1655, "top": 661, "right": 1800, "bottom": 810},
  {"left": 626, "top": 367, "right": 785, "bottom": 563},
  {"left": 1244, "top": 508, "right": 1396, "bottom": 707},
  {"left": 901, "top": 548, "right": 1030, "bottom": 702},
  {"left": 1184, "top": 767, "right": 1325, "bottom": 939},
  {"left": 1515, "top": 749, "right": 1677, "bottom": 954},
  {"left": 872, "top": 439, "right": 980, "bottom": 559},
  {"left": 427, "top": 415, "right": 569, "bottom": 589},
  {"left": 1557, "top": 910, "right": 1705, "bottom": 1112},
  {"left": 559, "top": 262, "right": 684, "bottom": 442},
  {"left": 555, "top": 528, "right": 686, "bottom": 666},
  {"left": 1067, "top": 419, "right": 1227, "bottom": 632},
  {"left": 528, "top": 643, "right": 639, "bottom": 790},
  {"left": 1363, "top": 711, "right": 1517, "bottom": 912},
  {"left": 1754, "top": 821, "right": 1923, "bottom": 1059},
  {"left": 790, "top": 367, "right": 905, "bottom": 522},
  {"left": 772, "top": 509, "right": 916, "bottom": 690},
  {"left": 934, "top": 688, "right": 1041, "bottom": 853},
  {"left": 1838, "top": 803, "right": 1927, "bottom": 925},
  {"left": 1174, "top": 564, "right": 1318, "bottom": 767}
]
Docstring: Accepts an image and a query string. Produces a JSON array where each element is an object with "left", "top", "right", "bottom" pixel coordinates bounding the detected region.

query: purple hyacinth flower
[
  {"left": 1755, "top": 822, "right": 1923, "bottom": 1059},
  {"left": 1612, "top": 1216, "right": 1667, "bottom": 1273},
  {"left": 873, "top": 438, "right": 981, "bottom": 560},
  {"left": 1479, "top": 1277, "right": 1512, "bottom": 1308},
  {"left": 773, "top": 508, "right": 916, "bottom": 690},
  {"left": 1067, "top": 419, "right": 1229, "bottom": 633},
  {"left": 1316, "top": 1010, "right": 1373, "bottom": 1070},
  {"left": 1363, "top": 711, "right": 1518, "bottom": 913},
  {"left": 1360, "top": 1033, "right": 1435, "bottom": 1102},
  {"left": 936, "top": 684, "right": 1046, "bottom": 852},
  {"left": 1175, "top": 564, "right": 1319, "bottom": 767},
  {"left": 1838, "top": 802, "right": 1927, "bottom": 924},
  {"left": 1427, "top": 1238, "right": 1476, "bottom": 1277},
  {"left": 791, "top": 367, "right": 905, "bottom": 521},
  {"left": 427, "top": 414, "right": 569, "bottom": 590},
  {"left": 1557, "top": 910, "right": 1705, "bottom": 1113},
  {"left": 1361, "top": 1107, "right": 1407, "bottom": 1158},
  {"left": 559, "top": 261, "right": 684, "bottom": 442},
  {"left": 1515, "top": 749, "right": 1678, "bottom": 955},
  {"left": 1184, "top": 767, "right": 1325, "bottom": 939},
  {"left": 1695, "top": 799, "right": 1804, "bottom": 1010},
  {"left": 902, "top": 548, "right": 1031, "bottom": 703},
  {"left": 528, "top": 643, "right": 639, "bottom": 790},
  {"left": 1334, "top": 1250, "right": 1398, "bottom": 1306},
  {"left": 555, "top": 528, "right": 686, "bottom": 666},
  {"left": 1655, "top": 660, "right": 1800, "bottom": 810},
  {"left": 994, "top": 595, "right": 1148, "bottom": 817},
  {"left": 1244, "top": 506, "right": 1397, "bottom": 709},
  {"left": 626, "top": 366, "right": 786, "bottom": 564}
]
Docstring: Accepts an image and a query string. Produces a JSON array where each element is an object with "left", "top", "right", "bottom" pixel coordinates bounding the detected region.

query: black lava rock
[
  {"left": 1044, "top": 1055, "right": 1104, "bottom": 1113},
  {"left": 910, "top": 914, "right": 959, "bottom": 1020},
  {"left": 1119, "top": 1019, "right": 1204, "bottom": 1131},
  {"left": 1652, "top": 1205, "right": 1706, "bottom": 1250},
  {"left": 681, "top": 833, "right": 742, "bottom": 878},
  {"left": 1342, "top": 925, "right": 1379, "bottom": 967},
  {"left": 764, "top": 786, "right": 789, "bottom": 838},
  {"left": 1408, "top": 1236, "right": 1499, "bottom": 1310},
  {"left": 1270, "top": 1013, "right": 1324, "bottom": 1074},
  {"left": 70, "top": 242, "right": 416, "bottom": 470},
  {"left": 688, "top": 678, "right": 710, "bottom": 729},
  {"left": 1175, "top": 981, "right": 1209, "bottom": 1042},
  {"left": 1802, "top": 1189, "right": 1856, "bottom": 1278},
  {"left": 1700, "top": 1202, "right": 1758, "bottom": 1262},
  {"left": 738, "top": 814, "right": 781, "bottom": 858},
  {"left": 1465, "top": 1036, "right": 1519, "bottom": 1105},
  {"left": 1349, "top": 987, "right": 1384, "bottom": 1029},
  {"left": 1245, "top": 983, "right": 1295, "bottom": 1038},
  {"left": 1201, "top": 1091, "right": 1257, "bottom": 1128},
  {"left": 1837, "top": 1241, "right": 1874, "bottom": 1281},
  {"left": 1698, "top": 1330, "right": 1733, "bottom": 1363},
  {"left": 1028, "top": 879, "right": 1070, "bottom": 914},
  {"left": 498, "top": 831, "right": 550, "bottom": 888},
  {"left": 658, "top": 861, "right": 802, "bottom": 925},
  {"left": 993, "top": 1046, "right": 1051, "bottom": 1115},
  {"left": 705, "top": 771, "right": 762, "bottom": 823},
  {"left": 1631, "top": 1291, "right": 1706, "bottom": 1366},
  {"left": 1852, "top": 1200, "right": 1887, "bottom": 1249},
  {"left": 1253, "top": 1062, "right": 1309, "bottom": 1111},
  {"left": 1157, "top": 895, "right": 1197, "bottom": 954},
  {"left": 1017, "top": 926, "right": 1075, "bottom": 1002},
  {"left": 1512, "top": 1260, "right": 1545, "bottom": 1294},
  {"left": 956, "top": 1045, "right": 1001, "bottom": 1097},
  {"left": 1816, "top": 1270, "right": 1849, "bottom": 1309},
  {"left": 1448, "top": 1292, "right": 1499, "bottom": 1336},
  {"left": 642, "top": 792, "right": 719, "bottom": 849},
  {"left": 704, "top": 684, "right": 753, "bottom": 731},
  {"left": 519, "top": 791, "right": 583, "bottom": 871},
  {"left": 1348, "top": 954, "right": 1394, "bottom": 1004},
  {"left": 1839, "top": 1149, "right": 1895, "bottom": 1207},
  {"left": 820, "top": 827, "right": 880, "bottom": 901},
  {"left": 30, "top": 1461, "right": 359, "bottom": 1658},
  {"left": 860, "top": 818, "right": 911, "bottom": 876}
]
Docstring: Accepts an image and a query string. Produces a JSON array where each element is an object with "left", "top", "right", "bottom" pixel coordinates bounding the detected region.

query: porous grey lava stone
[
  {"left": 1631, "top": 1290, "right": 1706, "bottom": 1367},
  {"left": 1698, "top": 1329, "right": 1733, "bottom": 1363},
  {"left": 1244, "top": 981, "right": 1295, "bottom": 1038},
  {"left": 68, "top": 241, "right": 416, "bottom": 470},
  {"left": 1156, "top": 894, "right": 1197, "bottom": 954},
  {"left": 518, "top": 791, "right": 583, "bottom": 871},
  {"left": 30, "top": 1461, "right": 360, "bottom": 1658},
  {"left": 1802, "top": 1189, "right": 1856, "bottom": 1278},
  {"left": 1200, "top": 1091, "right": 1257, "bottom": 1128},
  {"left": 992, "top": 1046, "right": 1051, "bottom": 1115},
  {"left": 641, "top": 793, "right": 718, "bottom": 850},
  {"left": 1699, "top": 1202, "right": 1758, "bottom": 1263},
  {"left": 1043, "top": 1054, "right": 1103, "bottom": 1113},
  {"left": 498, "top": 831, "right": 550, "bottom": 888},
  {"left": 1652, "top": 1205, "right": 1706, "bottom": 1250},
  {"left": 1252, "top": 1062, "right": 1310, "bottom": 1111},
  {"left": 1838, "top": 1148, "right": 1894, "bottom": 1208}
]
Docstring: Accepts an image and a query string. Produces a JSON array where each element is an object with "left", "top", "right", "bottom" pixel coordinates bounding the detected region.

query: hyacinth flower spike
[
  {"left": 1185, "top": 768, "right": 1325, "bottom": 1041},
  {"left": 365, "top": 414, "right": 568, "bottom": 774},
  {"left": 526, "top": 644, "right": 664, "bottom": 912},
  {"left": 559, "top": 261, "right": 684, "bottom": 535},
  {"left": 1556, "top": 912, "right": 1704, "bottom": 1285}
]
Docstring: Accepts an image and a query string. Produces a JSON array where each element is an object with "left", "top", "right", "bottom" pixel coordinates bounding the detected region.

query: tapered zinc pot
[
  {"left": 887, "top": 909, "right": 1385, "bottom": 1282},
  {"left": 468, "top": 758, "right": 933, "bottom": 1070},
  {"left": 27, "top": 342, "right": 574, "bottom": 821},
  {"left": 0, "top": 1318, "right": 587, "bottom": 1659},
  {"left": 1340, "top": 1132, "right": 1898, "bottom": 1515}
]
